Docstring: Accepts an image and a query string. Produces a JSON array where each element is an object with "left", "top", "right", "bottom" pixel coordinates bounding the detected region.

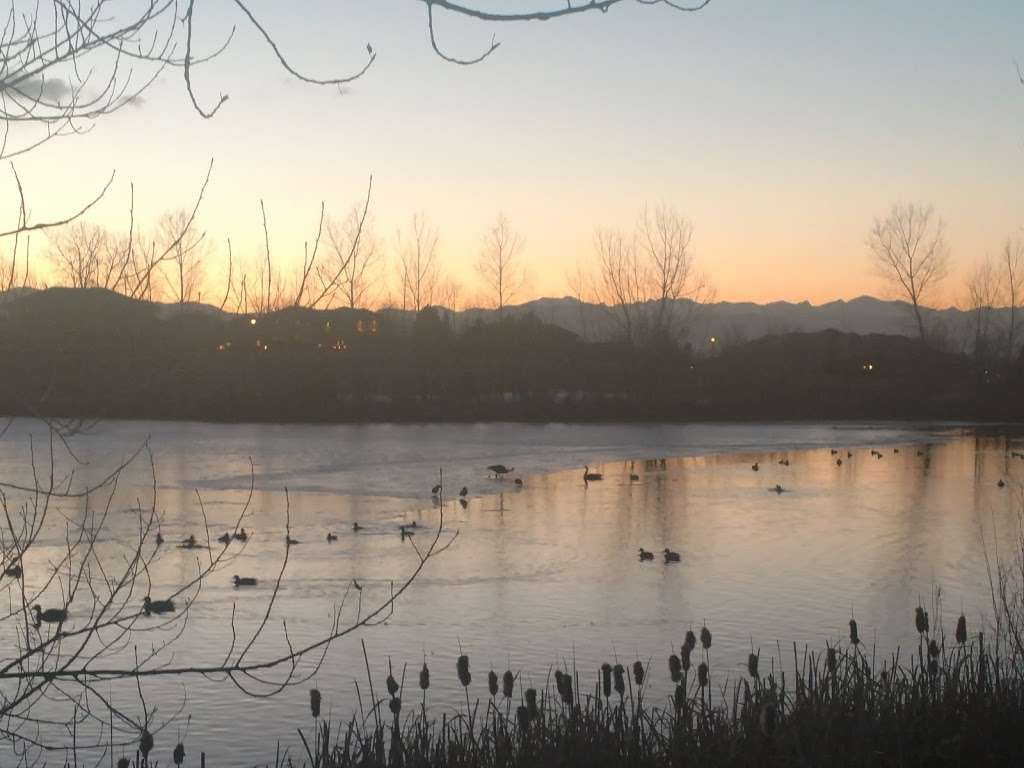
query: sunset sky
[{"left": 6, "top": 0, "right": 1023, "bottom": 307}]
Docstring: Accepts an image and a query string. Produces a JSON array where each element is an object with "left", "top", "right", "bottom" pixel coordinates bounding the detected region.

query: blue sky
[{"left": 7, "top": 0, "right": 1024, "bottom": 305}]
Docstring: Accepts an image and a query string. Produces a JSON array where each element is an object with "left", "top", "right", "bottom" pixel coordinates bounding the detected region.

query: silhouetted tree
[
  {"left": 964, "top": 256, "right": 1001, "bottom": 362},
  {"left": 1002, "top": 237, "right": 1023, "bottom": 362},
  {"left": 396, "top": 214, "right": 441, "bottom": 313},
  {"left": 476, "top": 213, "right": 525, "bottom": 313},
  {"left": 869, "top": 203, "right": 950, "bottom": 344}
]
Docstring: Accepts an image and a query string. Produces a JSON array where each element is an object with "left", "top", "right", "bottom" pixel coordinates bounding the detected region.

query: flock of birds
[{"left": 22, "top": 445, "right": 1022, "bottom": 631}]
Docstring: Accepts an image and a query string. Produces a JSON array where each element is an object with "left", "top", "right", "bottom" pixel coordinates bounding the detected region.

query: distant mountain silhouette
[{"left": 0, "top": 287, "right": 1019, "bottom": 423}]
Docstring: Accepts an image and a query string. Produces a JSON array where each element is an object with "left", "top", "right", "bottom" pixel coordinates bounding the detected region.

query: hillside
[{"left": 0, "top": 288, "right": 1019, "bottom": 422}]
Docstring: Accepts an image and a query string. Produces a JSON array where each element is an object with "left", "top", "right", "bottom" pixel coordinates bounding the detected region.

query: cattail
[
  {"left": 673, "top": 683, "right": 685, "bottom": 714},
  {"left": 759, "top": 703, "right": 778, "bottom": 737},
  {"left": 516, "top": 705, "right": 530, "bottom": 732},
  {"left": 747, "top": 652, "right": 759, "bottom": 678},
  {"left": 173, "top": 742, "right": 185, "bottom": 766},
  {"left": 956, "top": 615, "right": 967, "bottom": 645},
  {"left": 389, "top": 697, "right": 402, "bottom": 715},
  {"left": 928, "top": 658, "right": 939, "bottom": 676},
  {"left": 914, "top": 606, "right": 929, "bottom": 634},
  {"left": 697, "top": 661, "right": 709, "bottom": 688},
  {"left": 613, "top": 664, "right": 625, "bottom": 697},
  {"left": 928, "top": 639, "right": 939, "bottom": 659},
  {"left": 310, "top": 688, "right": 322, "bottom": 718},
  {"left": 632, "top": 660, "right": 645, "bottom": 686},
  {"left": 488, "top": 670, "right": 499, "bottom": 697},
  {"left": 684, "top": 630, "right": 697, "bottom": 651},
  {"left": 554, "top": 669, "right": 564, "bottom": 695},
  {"left": 849, "top": 619, "right": 860, "bottom": 646},
  {"left": 525, "top": 688, "right": 539, "bottom": 720},
  {"left": 669, "top": 654, "right": 682, "bottom": 682},
  {"left": 826, "top": 647, "right": 837, "bottom": 674},
  {"left": 502, "top": 669, "right": 514, "bottom": 698},
  {"left": 386, "top": 674, "right": 399, "bottom": 697},
  {"left": 140, "top": 729, "right": 154, "bottom": 759},
  {"left": 117, "top": 758, "right": 129, "bottom": 768},
  {"left": 560, "top": 673, "right": 573, "bottom": 705},
  {"left": 700, "top": 625, "right": 712, "bottom": 650},
  {"left": 601, "top": 663, "right": 612, "bottom": 698},
  {"left": 457, "top": 655, "right": 471, "bottom": 687},
  {"left": 681, "top": 646, "right": 692, "bottom": 672},
  {"left": 419, "top": 662, "right": 430, "bottom": 690}
]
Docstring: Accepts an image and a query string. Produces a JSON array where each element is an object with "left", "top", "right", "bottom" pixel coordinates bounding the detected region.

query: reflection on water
[{"left": 0, "top": 421, "right": 1022, "bottom": 764}]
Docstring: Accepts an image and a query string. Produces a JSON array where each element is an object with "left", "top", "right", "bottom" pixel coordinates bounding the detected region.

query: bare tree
[
  {"left": 326, "top": 189, "right": 379, "bottom": 310},
  {"left": 158, "top": 210, "right": 207, "bottom": 305},
  {"left": 476, "top": 213, "right": 525, "bottom": 313},
  {"left": 1003, "top": 237, "right": 1023, "bottom": 362},
  {"left": 868, "top": 203, "right": 950, "bottom": 344},
  {"left": 396, "top": 214, "right": 441, "bottom": 313},
  {"left": 46, "top": 221, "right": 110, "bottom": 288},
  {"left": 964, "top": 257, "right": 1000, "bottom": 361}
]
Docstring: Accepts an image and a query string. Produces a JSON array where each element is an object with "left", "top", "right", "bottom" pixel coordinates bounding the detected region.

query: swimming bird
[
  {"left": 353, "top": 522, "right": 362, "bottom": 531},
  {"left": 663, "top": 549, "right": 681, "bottom": 563},
  {"left": 771, "top": 484, "right": 785, "bottom": 494},
  {"left": 4, "top": 563, "right": 22, "bottom": 578},
  {"left": 583, "top": 466, "right": 603, "bottom": 482},
  {"left": 232, "top": 575, "right": 257, "bottom": 587},
  {"left": 217, "top": 532, "right": 231, "bottom": 544},
  {"left": 352, "top": 579, "right": 363, "bottom": 591},
  {"left": 998, "top": 479, "right": 1006, "bottom": 488},
  {"left": 917, "top": 450, "right": 925, "bottom": 457},
  {"left": 32, "top": 604, "right": 67, "bottom": 628},
  {"left": 778, "top": 459, "right": 790, "bottom": 466},
  {"left": 286, "top": 535, "right": 300, "bottom": 546},
  {"left": 487, "top": 464, "right": 514, "bottom": 479},
  {"left": 830, "top": 449, "right": 838, "bottom": 455},
  {"left": 894, "top": 448, "right": 900, "bottom": 454},
  {"left": 459, "top": 498, "right": 468, "bottom": 509},
  {"left": 232, "top": 528, "right": 248, "bottom": 542},
  {"left": 431, "top": 483, "right": 442, "bottom": 496},
  {"left": 751, "top": 462, "right": 759, "bottom": 472},
  {"left": 326, "top": 532, "right": 338, "bottom": 542},
  {"left": 514, "top": 477, "right": 523, "bottom": 486},
  {"left": 459, "top": 486, "right": 468, "bottom": 497},
  {"left": 630, "top": 472, "right": 640, "bottom": 481},
  {"left": 847, "top": 451, "right": 853, "bottom": 458},
  {"left": 638, "top": 548, "right": 654, "bottom": 561},
  {"left": 400, "top": 528, "right": 415, "bottom": 541},
  {"left": 836, "top": 458, "right": 842, "bottom": 466},
  {"left": 155, "top": 532, "right": 164, "bottom": 545},
  {"left": 143, "top": 596, "right": 176, "bottom": 616},
  {"left": 178, "top": 534, "right": 199, "bottom": 549}
]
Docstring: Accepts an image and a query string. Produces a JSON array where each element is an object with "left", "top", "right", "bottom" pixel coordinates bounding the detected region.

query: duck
[
  {"left": 459, "top": 486, "right": 468, "bottom": 497},
  {"left": 847, "top": 451, "right": 853, "bottom": 458},
  {"left": 353, "top": 522, "right": 362, "bottom": 532},
  {"left": 830, "top": 449, "right": 838, "bottom": 455},
  {"left": 431, "top": 483, "right": 442, "bottom": 496},
  {"left": 4, "top": 563, "right": 22, "bottom": 578},
  {"left": 487, "top": 464, "right": 513, "bottom": 479},
  {"left": 583, "top": 466, "right": 603, "bottom": 482},
  {"left": 32, "top": 604, "right": 67, "bottom": 627},
  {"left": 917, "top": 450, "right": 925, "bottom": 457},
  {"left": 217, "top": 532, "right": 231, "bottom": 545},
  {"left": 663, "top": 549, "right": 681, "bottom": 563},
  {"left": 178, "top": 534, "right": 199, "bottom": 549},
  {"left": 893, "top": 448, "right": 900, "bottom": 454},
  {"left": 778, "top": 459, "right": 790, "bottom": 466},
  {"left": 400, "top": 528, "right": 415, "bottom": 541},
  {"left": 232, "top": 528, "right": 249, "bottom": 542},
  {"left": 629, "top": 461, "right": 640, "bottom": 481},
  {"left": 232, "top": 575, "right": 257, "bottom": 587},
  {"left": 997, "top": 479, "right": 1006, "bottom": 488},
  {"left": 326, "top": 532, "right": 338, "bottom": 542},
  {"left": 836, "top": 458, "right": 843, "bottom": 466},
  {"left": 771, "top": 484, "right": 785, "bottom": 494},
  {"left": 286, "top": 536, "right": 300, "bottom": 546},
  {"left": 751, "top": 462, "right": 759, "bottom": 472},
  {"left": 459, "top": 498, "right": 468, "bottom": 509},
  {"left": 142, "top": 596, "right": 176, "bottom": 616},
  {"left": 514, "top": 478, "right": 523, "bottom": 486},
  {"left": 638, "top": 548, "right": 654, "bottom": 561},
  {"left": 155, "top": 532, "right": 164, "bottom": 546}
]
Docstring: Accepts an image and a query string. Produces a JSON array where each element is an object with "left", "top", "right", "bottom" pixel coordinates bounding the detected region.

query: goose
[
  {"left": 232, "top": 575, "right": 257, "bottom": 587},
  {"left": 638, "top": 548, "right": 654, "bottom": 561},
  {"left": 751, "top": 462, "right": 759, "bottom": 472},
  {"left": 431, "top": 484, "right": 442, "bottom": 496},
  {"left": 326, "top": 532, "right": 338, "bottom": 542},
  {"left": 4, "top": 563, "right": 22, "bottom": 578},
  {"left": 459, "top": 486, "right": 468, "bottom": 497},
  {"left": 32, "top": 604, "right": 67, "bottom": 627},
  {"left": 143, "top": 596, "right": 176, "bottom": 616},
  {"left": 353, "top": 522, "right": 363, "bottom": 532},
  {"left": 232, "top": 528, "right": 249, "bottom": 542},
  {"left": 487, "top": 464, "right": 513, "bottom": 478},
  {"left": 583, "top": 466, "right": 603, "bottom": 482},
  {"left": 663, "top": 549, "right": 681, "bottom": 563},
  {"left": 217, "top": 532, "right": 231, "bottom": 545}
]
